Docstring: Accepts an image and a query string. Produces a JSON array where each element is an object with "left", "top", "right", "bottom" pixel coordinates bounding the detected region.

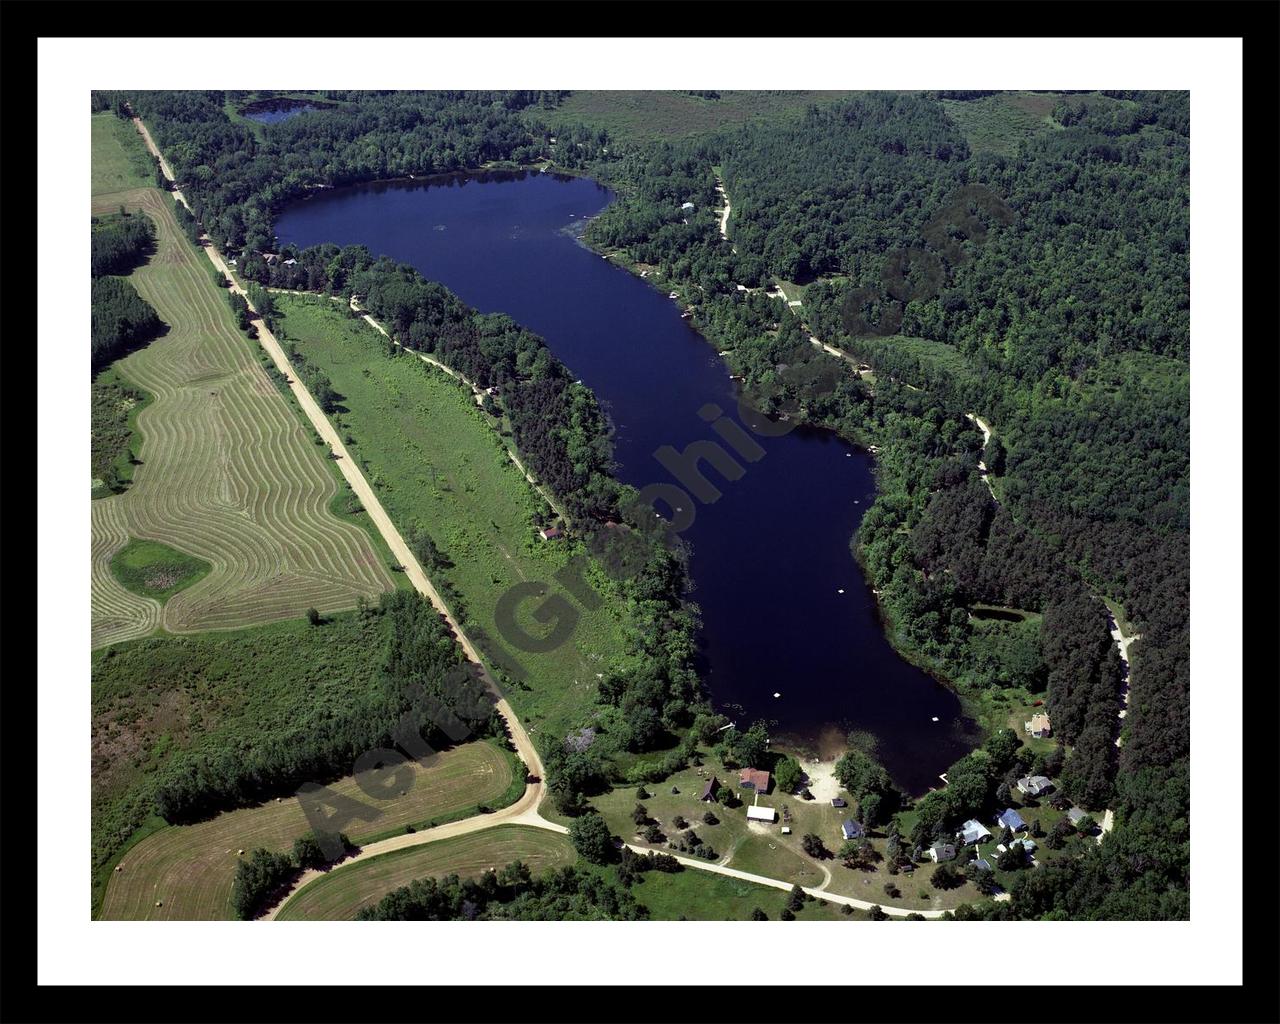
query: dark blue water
[
  {"left": 243, "top": 101, "right": 324, "bottom": 124},
  {"left": 277, "top": 170, "right": 978, "bottom": 793}
]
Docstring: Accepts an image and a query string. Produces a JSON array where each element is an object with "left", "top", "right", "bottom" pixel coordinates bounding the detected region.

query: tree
[
  {"left": 839, "top": 838, "right": 878, "bottom": 870},
  {"left": 568, "top": 811, "right": 615, "bottom": 865},
  {"left": 930, "top": 861, "right": 964, "bottom": 890},
  {"left": 786, "top": 885, "right": 806, "bottom": 912},
  {"left": 632, "top": 803, "right": 649, "bottom": 827},
  {"left": 751, "top": 907, "right": 768, "bottom": 920},
  {"left": 672, "top": 814, "right": 688, "bottom": 831},
  {"left": 230, "top": 848, "right": 295, "bottom": 920},
  {"left": 774, "top": 755, "right": 803, "bottom": 794},
  {"left": 306, "top": 607, "right": 321, "bottom": 626},
  {"left": 1046, "top": 819, "right": 1073, "bottom": 850},
  {"left": 996, "top": 845, "right": 1025, "bottom": 871},
  {"left": 801, "top": 833, "right": 828, "bottom": 859},
  {"left": 715, "top": 785, "right": 735, "bottom": 806},
  {"left": 702, "top": 810, "right": 718, "bottom": 826},
  {"left": 1074, "top": 814, "right": 1097, "bottom": 834},
  {"left": 869, "top": 904, "right": 889, "bottom": 921}
]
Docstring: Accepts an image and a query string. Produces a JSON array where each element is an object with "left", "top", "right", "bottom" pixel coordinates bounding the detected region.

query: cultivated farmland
[
  {"left": 99, "top": 740, "right": 517, "bottom": 920},
  {"left": 276, "top": 825, "right": 575, "bottom": 920},
  {"left": 88, "top": 188, "right": 393, "bottom": 648}
]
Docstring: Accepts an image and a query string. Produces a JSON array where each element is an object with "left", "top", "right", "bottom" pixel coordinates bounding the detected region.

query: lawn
[
  {"left": 276, "top": 825, "right": 576, "bottom": 921},
  {"left": 620, "top": 864, "right": 859, "bottom": 921},
  {"left": 88, "top": 186, "right": 393, "bottom": 649},
  {"left": 108, "top": 537, "right": 210, "bottom": 601},
  {"left": 98, "top": 740, "right": 518, "bottom": 920},
  {"left": 272, "top": 294, "right": 644, "bottom": 749},
  {"left": 531, "top": 91, "right": 861, "bottom": 148},
  {"left": 91, "top": 111, "right": 154, "bottom": 196}
]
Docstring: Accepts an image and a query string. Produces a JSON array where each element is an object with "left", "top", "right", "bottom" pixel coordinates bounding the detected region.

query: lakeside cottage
[
  {"left": 996, "top": 809, "right": 1027, "bottom": 832},
  {"left": 1025, "top": 713, "right": 1052, "bottom": 739},
  {"left": 958, "top": 819, "right": 992, "bottom": 845},
  {"left": 928, "top": 842, "right": 957, "bottom": 863},
  {"left": 841, "top": 819, "right": 865, "bottom": 841},
  {"left": 738, "top": 768, "right": 771, "bottom": 794},
  {"left": 1016, "top": 775, "right": 1054, "bottom": 797}
]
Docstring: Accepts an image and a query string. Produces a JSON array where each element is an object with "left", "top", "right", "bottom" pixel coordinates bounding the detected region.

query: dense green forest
[
  {"left": 356, "top": 861, "right": 645, "bottom": 920},
  {"left": 578, "top": 90, "right": 1189, "bottom": 919},
  {"left": 91, "top": 592, "right": 502, "bottom": 873},
  {"left": 90, "top": 211, "right": 164, "bottom": 373},
  {"left": 105, "top": 89, "right": 1190, "bottom": 920}
]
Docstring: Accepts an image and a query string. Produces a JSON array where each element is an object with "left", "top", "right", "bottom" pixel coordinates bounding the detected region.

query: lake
[
  {"left": 241, "top": 99, "right": 328, "bottom": 124},
  {"left": 276, "top": 170, "right": 979, "bottom": 794}
]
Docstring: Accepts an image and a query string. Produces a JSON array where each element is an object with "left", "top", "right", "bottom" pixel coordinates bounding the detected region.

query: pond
[
  {"left": 241, "top": 98, "right": 329, "bottom": 124},
  {"left": 276, "top": 170, "right": 979, "bottom": 793}
]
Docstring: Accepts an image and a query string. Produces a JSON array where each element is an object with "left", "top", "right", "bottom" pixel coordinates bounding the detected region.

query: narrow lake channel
[{"left": 276, "top": 170, "right": 979, "bottom": 794}]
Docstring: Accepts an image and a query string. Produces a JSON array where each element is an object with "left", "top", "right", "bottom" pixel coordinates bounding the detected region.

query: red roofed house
[
  {"left": 738, "top": 768, "right": 771, "bottom": 794},
  {"left": 539, "top": 526, "right": 563, "bottom": 541}
]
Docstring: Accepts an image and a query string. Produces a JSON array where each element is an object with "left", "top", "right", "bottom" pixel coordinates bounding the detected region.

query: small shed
[
  {"left": 681, "top": 201, "right": 695, "bottom": 211},
  {"left": 830, "top": 797, "right": 847, "bottom": 808},
  {"left": 538, "top": 526, "right": 563, "bottom": 541},
  {"left": 700, "top": 777, "right": 719, "bottom": 802},
  {"left": 1025, "top": 713, "right": 1052, "bottom": 738}
]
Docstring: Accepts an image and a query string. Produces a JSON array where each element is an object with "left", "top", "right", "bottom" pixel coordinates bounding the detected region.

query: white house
[
  {"left": 928, "top": 842, "right": 957, "bottom": 863},
  {"left": 958, "top": 819, "right": 992, "bottom": 845},
  {"left": 1016, "top": 775, "right": 1054, "bottom": 797},
  {"left": 746, "top": 805, "right": 776, "bottom": 823}
]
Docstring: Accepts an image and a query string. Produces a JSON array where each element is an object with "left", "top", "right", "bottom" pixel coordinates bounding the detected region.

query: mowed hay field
[
  {"left": 274, "top": 295, "right": 641, "bottom": 743},
  {"left": 91, "top": 112, "right": 155, "bottom": 196},
  {"left": 100, "top": 741, "right": 516, "bottom": 920},
  {"left": 277, "top": 825, "right": 575, "bottom": 921},
  {"left": 89, "top": 187, "right": 393, "bottom": 648}
]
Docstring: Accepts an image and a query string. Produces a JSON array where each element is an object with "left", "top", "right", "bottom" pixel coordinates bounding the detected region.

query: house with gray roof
[
  {"left": 958, "top": 819, "right": 992, "bottom": 845},
  {"left": 928, "top": 842, "right": 957, "bottom": 863},
  {"left": 996, "top": 808, "right": 1027, "bottom": 832},
  {"left": 1016, "top": 775, "right": 1054, "bottom": 797}
]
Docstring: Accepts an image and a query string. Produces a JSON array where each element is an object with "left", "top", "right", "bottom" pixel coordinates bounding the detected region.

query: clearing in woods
[
  {"left": 272, "top": 294, "right": 641, "bottom": 744},
  {"left": 276, "top": 825, "right": 575, "bottom": 920},
  {"left": 98, "top": 740, "right": 518, "bottom": 920},
  {"left": 88, "top": 187, "right": 394, "bottom": 649},
  {"left": 91, "top": 111, "right": 155, "bottom": 196}
]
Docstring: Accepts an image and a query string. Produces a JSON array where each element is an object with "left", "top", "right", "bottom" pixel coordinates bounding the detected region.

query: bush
[
  {"left": 701, "top": 810, "right": 718, "bottom": 826},
  {"left": 568, "top": 811, "right": 616, "bottom": 865},
  {"left": 230, "top": 848, "right": 295, "bottom": 920}
]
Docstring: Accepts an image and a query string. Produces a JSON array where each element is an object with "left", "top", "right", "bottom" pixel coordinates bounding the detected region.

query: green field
[
  {"left": 276, "top": 822, "right": 863, "bottom": 921},
  {"left": 88, "top": 186, "right": 394, "bottom": 649},
  {"left": 533, "top": 90, "right": 861, "bottom": 147},
  {"left": 273, "top": 295, "right": 642, "bottom": 746},
  {"left": 941, "top": 92, "right": 1066, "bottom": 156},
  {"left": 622, "top": 864, "right": 857, "bottom": 921},
  {"left": 277, "top": 825, "right": 575, "bottom": 920},
  {"left": 98, "top": 740, "right": 517, "bottom": 920},
  {"left": 108, "top": 537, "right": 210, "bottom": 601},
  {"left": 91, "top": 112, "right": 154, "bottom": 196}
]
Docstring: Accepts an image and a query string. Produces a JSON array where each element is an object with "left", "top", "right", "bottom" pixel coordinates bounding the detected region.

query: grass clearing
[
  {"left": 99, "top": 740, "right": 516, "bottom": 920},
  {"left": 621, "top": 865, "right": 858, "bottom": 921},
  {"left": 273, "top": 294, "right": 643, "bottom": 746},
  {"left": 91, "top": 112, "right": 154, "bottom": 196},
  {"left": 88, "top": 187, "right": 393, "bottom": 649},
  {"left": 109, "top": 537, "right": 210, "bottom": 601},
  {"left": 277, "top": 825, "right": 575, "bottom": 920},
  {"left": 941, "top": 92, "right": 1066, "bottom": 156},
  {"left": 532, "top": 91, "right": 861, "bottom": 148}
]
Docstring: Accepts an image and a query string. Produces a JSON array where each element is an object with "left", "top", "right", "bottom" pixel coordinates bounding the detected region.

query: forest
[
  {"left": 90, "top": 212, "right": 164, "bottom": 373},
  {"left": 576, "top": 90, "right": 1190, "bottom": 919},
  {"left": 91, "top": 591, "right": 503, "bottom": 874},
  {"left": 356, "top": 861, "right": 645, "bottom": 921}
]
